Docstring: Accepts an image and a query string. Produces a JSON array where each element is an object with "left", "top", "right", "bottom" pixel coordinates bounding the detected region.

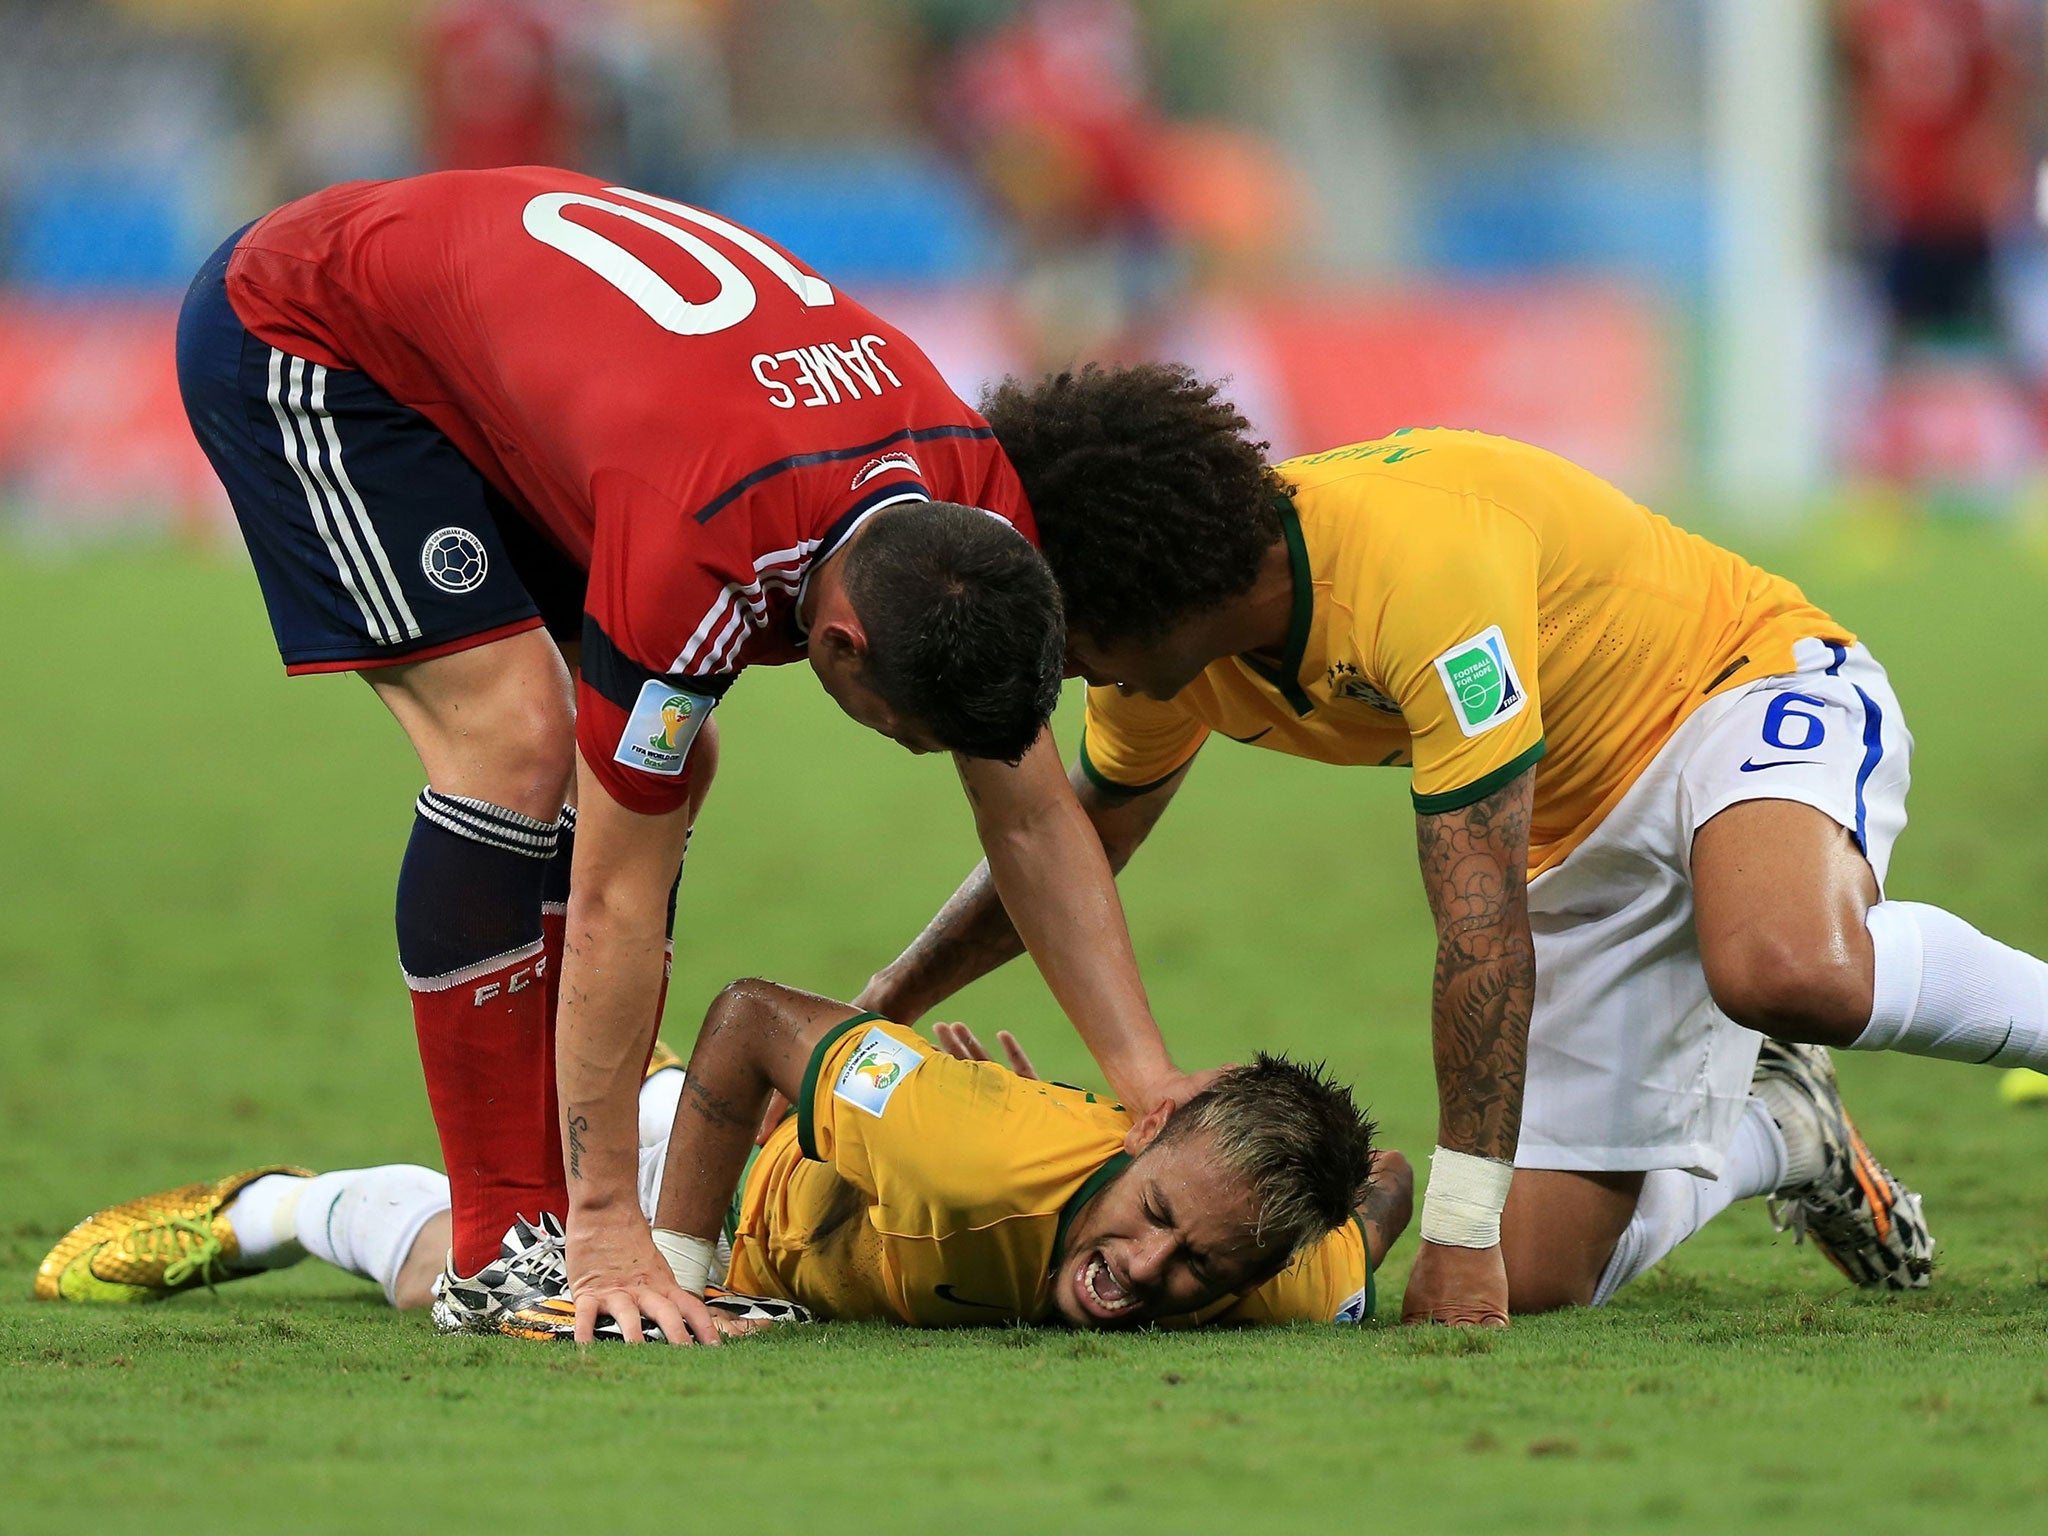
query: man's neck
[{"left": 1226, "top": 536, "right": 1299, "bottom": 666}]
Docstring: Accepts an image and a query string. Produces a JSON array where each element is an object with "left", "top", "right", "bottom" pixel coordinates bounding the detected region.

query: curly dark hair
[
  {"left": 982, "top": 363, "right": 1284, "bottom": 646},
  {"left": 838, "top": 501, "right": 1065, "bottom": 763}
]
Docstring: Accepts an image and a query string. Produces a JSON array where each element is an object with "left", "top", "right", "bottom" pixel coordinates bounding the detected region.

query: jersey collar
[
  {"left": 1050, "top": 1150, "right": 1133, "bottom": 1276},
  {"left": 1235, "top": 492, "right": 1315, "bottom": 718}
]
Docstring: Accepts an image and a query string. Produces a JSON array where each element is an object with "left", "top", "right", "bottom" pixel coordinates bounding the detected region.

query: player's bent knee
[{"left": 1703, "top": 934, "right": 1870, "bottom": 1045}]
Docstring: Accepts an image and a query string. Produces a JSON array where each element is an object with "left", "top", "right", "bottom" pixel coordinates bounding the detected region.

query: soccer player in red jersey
[{"left": 175, "top": 167, "right": 1200, "bottom": 1343}]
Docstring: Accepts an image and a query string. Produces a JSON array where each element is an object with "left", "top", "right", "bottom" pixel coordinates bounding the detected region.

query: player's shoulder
[
  {"left": 1278, "top": 428, "right": 1554, "bottom": 499},
  {"left": 1279, "top": 429, "right": 1560, "bottom": 557}
]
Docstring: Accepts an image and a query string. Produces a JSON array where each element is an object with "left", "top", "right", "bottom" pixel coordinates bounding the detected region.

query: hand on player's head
[{"left": 1049, "top": 1054, "right": 1376, "bottom": 1329}]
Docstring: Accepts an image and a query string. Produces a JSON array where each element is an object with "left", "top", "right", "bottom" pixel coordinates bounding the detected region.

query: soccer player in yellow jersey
[
  {"left": 38, "top": 986, "right": 1408, "bottom": 1338},
  {"left": 862, "top": 364, "right": 2048, "bottom": 1325}
]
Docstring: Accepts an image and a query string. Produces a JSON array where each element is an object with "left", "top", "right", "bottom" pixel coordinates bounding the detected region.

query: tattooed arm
[
  {"left": 653, "top": 981, "right": 869, "bottom": 1243},
  {"left": 1416, "top": 768, "right": 1536, "bottom": 1159},
  {"left": 1400, "top": 766, "right": 1537, "bottom": 1326}
]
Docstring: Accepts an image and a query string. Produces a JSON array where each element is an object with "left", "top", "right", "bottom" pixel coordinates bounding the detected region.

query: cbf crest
[{"left": 1326, "top": 660, "right": 1399, "bottom": 713}]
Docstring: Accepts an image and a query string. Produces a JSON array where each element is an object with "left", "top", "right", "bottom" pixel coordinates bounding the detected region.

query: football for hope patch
[
  {"left": 614, "top": 679, "right": 717, "bottom": 776},
  {"left": 1432, "top": 624, "right": 1527, "bottom": 738},
  {"left": 833, "top": 1027, "right": 923, "bottom": 1117}
]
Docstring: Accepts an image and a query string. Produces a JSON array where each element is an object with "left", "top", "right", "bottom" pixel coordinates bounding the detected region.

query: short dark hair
[
  {"left": 1152, "top": 1053, "right": 1376, "bottom": 1258},
  {"left": 982, "top": 363, "right": 1283, "bottom": 648},
  {"left": 838, "top": 501, "right": 1064, "bottom": 763}
]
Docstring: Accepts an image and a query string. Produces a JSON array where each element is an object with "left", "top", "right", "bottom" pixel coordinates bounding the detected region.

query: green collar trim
[
  {"left": 1237, "top": 494, "right": 1315, "bottom": 718},
  {"left": 1050, "top": 1151, "right": 1133, "bottom": 1274},
  {"left": 796, "top": 1011, "right": 886, "bottom": 1162},
  {"left": 1351, "top": 1211, "right": 1377, "bottom": 1321}
]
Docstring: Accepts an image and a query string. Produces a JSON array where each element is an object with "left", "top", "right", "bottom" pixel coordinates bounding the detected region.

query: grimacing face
[{"left": 1050, "top": 1126, "right": 1290, "bottom": 1328}]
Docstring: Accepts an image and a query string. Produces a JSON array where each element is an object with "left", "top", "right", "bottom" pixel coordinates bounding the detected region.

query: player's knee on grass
[
  {"left": 1501, "top": 1169, "right": 1641, "bottom": 1313},
  {"left": 1701, "top": 930, "right": 1873, "bottom": 1047}
]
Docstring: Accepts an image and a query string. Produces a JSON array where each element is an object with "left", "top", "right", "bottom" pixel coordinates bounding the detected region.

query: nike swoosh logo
[
  {"left": 1224, "top": 728, "right": 1273, "bottom": 744},
  {"left": 933, "top": 1284, "right": 1011, "bottom": 1312},
  {"left": 1738, "top": 759, "right": 1805, "bottom": 772}
]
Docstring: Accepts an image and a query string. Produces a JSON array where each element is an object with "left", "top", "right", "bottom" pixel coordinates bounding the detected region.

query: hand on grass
[
  {"left": 1400, "top": 1239, "right": 1510, "bottom": 1328},
  {"left": 567, "top": 1207, "right": 723, "bottom": 1346}
]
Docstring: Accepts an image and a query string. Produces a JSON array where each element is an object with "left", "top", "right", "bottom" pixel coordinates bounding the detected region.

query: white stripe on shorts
[
  {"left": 287, "top": 356, "right": 405, "bottom": 643},
  {"left": 267, "top": 348, "right": 388, "bottom": 641},
  {"left": 304, "top": 364, "right": 421, "bottom": 641}
]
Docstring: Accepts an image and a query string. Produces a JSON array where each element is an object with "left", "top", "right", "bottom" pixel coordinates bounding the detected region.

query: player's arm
[
  {"left": 932, "top": 726, "right": 1196, "bottom": 1113},
  {"left": 652, "top": 981, "right": 866, "bottom": 1247},
  {"left": 1358, "top": 1148, "right": 1415, "bottom": 1270},
  {"left": 1399, "top": 766, "right": 1536, "bottom": 1328},
  {"left": 861, "top": 748, "right": 1193, "bottom": 1024},
  {"left": 556, "top": 762, "right": 718, "bottom": 1343}
]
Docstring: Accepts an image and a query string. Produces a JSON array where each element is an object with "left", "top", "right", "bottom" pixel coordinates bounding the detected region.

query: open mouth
[{"left": 1075, "top": 1251, "right": 1140, "bottom": 1321}]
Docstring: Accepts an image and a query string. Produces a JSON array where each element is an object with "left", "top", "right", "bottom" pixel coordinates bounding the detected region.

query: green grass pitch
[{"left": 3, "top": 519, "right": 2047, "bottom": 1534}]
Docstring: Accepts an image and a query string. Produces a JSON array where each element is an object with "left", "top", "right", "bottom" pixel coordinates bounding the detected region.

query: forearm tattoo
[
  {"left": 681, "top": 1069, "right": 753, "bottom": 1131},
  {"left": 1414, "top": 769, "right": 1537, "bottom": 1162},
  {"left": 566, "top": 1112, "right": 589, "bottom": 1180}
]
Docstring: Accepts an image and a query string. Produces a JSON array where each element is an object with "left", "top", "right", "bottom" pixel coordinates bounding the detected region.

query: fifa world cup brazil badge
[
  {"left": 615, "top": 679, "right": 717, "bottom": 776},
  {"left": 833, "top": 1027, "right": 923, "bottom": 1117},
  {"left": 1431, "top": 624, "right": 1528, "bottom": 738}
]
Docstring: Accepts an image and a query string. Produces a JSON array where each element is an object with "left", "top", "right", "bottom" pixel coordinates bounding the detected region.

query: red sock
[
  {"left": 539, "top": 900, "right": 569, "bottom": 1199},
  {"left": 410, "top": 942, "right": 558, "bottom": 1273},
  {"left": 398, "top": 787, "right": 566, "bottom": 1276}
]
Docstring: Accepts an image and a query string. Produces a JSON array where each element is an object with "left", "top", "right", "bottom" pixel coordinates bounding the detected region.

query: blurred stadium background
[
  {"left": 0, "top": 0, "right": 2042, "bottom": 543},
  {"left": 7, "top": 10, "right": 2048, "bottom": 1526}
]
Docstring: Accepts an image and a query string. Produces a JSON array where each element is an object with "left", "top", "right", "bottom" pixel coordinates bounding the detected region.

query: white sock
[
  {"left": 1750, "top": 1078, "right": 1825, "bottom": 1189},
  {"left": 640, "top": 1067, "right": 685, "bottom": 1149},
  {"left": 1853, "top": 901, "right": 2048, "bottom": 1069},
  {"left": 223, "top": 1173, "right": 313, "bottom": 1269},
  {"left": 288, "top": 1166, "right": 451, "bottom": 1305},
  {"left": 1591, "top": 1096, "right": 1786, "bottom": 1306}
]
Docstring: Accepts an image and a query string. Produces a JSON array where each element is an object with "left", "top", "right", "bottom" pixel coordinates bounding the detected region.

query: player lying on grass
[
  {"left": 38, "top": 983, "right": 1407, "bottom": 1338},
  {"left": 41, "top": 986, "right": 1895, "bottom": 1333},
  {"left": 859, "top": 365, "right": 2036, "bottom": 1323},
  {"left": 176, "top": 169, "right": 1204, "bottom": 1344}
]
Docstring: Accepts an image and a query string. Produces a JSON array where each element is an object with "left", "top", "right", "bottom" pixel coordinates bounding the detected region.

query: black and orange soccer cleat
[{"left": 1754, "top": 1039, "right": 1934, "bottom": 1290}]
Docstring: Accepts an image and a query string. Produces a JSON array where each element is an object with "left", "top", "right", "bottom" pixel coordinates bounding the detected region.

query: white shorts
[{"left": 1516, "top": 639, "right": 1912, "bottom": 1177}]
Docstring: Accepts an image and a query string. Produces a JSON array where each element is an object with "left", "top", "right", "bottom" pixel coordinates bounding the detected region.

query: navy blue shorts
[{"left": 176, "top": 226, "right": 584, "bottom": 674}]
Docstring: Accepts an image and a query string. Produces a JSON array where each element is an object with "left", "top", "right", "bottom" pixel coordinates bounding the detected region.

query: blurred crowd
[{"left": 0, "top": 0, "right": 2043, "bottom": 515}]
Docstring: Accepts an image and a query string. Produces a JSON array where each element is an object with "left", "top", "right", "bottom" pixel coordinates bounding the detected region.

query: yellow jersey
[
  {"left": 722, "top": 1015, "right": 1373, "bottom": 1327},
  {"left": 1080, "top": 431, "right": 1849, "bottom": 876}
]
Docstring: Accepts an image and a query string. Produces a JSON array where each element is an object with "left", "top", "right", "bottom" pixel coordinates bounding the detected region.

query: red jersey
[{"left": 225, "top": 168, "right": 1033, "bottom": 813}]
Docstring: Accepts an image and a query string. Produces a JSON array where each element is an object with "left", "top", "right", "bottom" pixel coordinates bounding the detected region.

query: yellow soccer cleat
[
  {"left": 1999, "top": 1068, "right": 2048, "bottom": 1108},
  {"left": 34, "top": 1165, "right": 313, "bottom": 1304},
  {"left": 645, "top": 1038, "right": 684, "bottom": 1078}
]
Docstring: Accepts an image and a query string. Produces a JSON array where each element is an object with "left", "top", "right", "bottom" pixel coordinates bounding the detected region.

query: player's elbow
[{"left": 702, "top": 977, "right": 785, "bottom": 1037}]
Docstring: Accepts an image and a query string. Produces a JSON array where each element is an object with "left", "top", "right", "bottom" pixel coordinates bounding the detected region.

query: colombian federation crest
[
  {"left": 614, "top": 679, "right": 716, "bottom": 776},
  {"left": 833, "top": 1027, "right": 923, "bottom": 1117},
  {"left": 1432, "top": 625, "right": 1527, "bottom": 738}
]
